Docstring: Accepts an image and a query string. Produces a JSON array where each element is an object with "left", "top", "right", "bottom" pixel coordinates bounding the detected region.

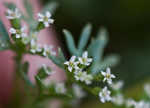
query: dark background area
[{"left": 41, "top": 0, "right": 150, "bottom": 86}]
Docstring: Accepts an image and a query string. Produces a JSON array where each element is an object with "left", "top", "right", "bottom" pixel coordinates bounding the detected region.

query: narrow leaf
[
  {"left": 78, "top": 23, "right": 92, "bottom": 54},
  {"left": 63, "top": 29, "right": 79, "bottom": 56},
  {"left": 42, "top": 2, "right": 59, "bottom": 15},
  {"left": 0, "top": 20, "right": 10, "bottom": 41},
  {"left": 23, "top": 0, "right": 33, "bottom": 19},
  {"left": 88, "top": 27, "right": 108, "bottom": 62}
]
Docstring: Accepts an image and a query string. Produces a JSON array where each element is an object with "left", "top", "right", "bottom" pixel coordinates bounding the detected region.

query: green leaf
[
  {"left": 37, "top": 66, "right": 52, "bottom": 79},
  {"left": 35, "top": 76, "right": 45, "bottom": 93},
  {"left": 48, "top": 55, "right": 64, "bottom": 69},
  {"left": 78, "top": 23, "right": 92, "bottom": 54},
  {"left": 22, "top": 62, "right": 29, "bottom": 74},
  {"left": 63, "top": 29, "right": 79, "bottom": 56},
  {"left": 23, "top": 0, "right": 33, "bottom": 19},
  {"left": 99, "top": 54, "right": 120, "bottom": 69},
  {"left": 58, "top": 48, "right": 66, "bottom": 62},
  {"left": 4, "top": 3, "right": 16, "bottom": 10},
  {"left": 0, "top": 20, "right": 10, "bottom": 41},
  {"left": 88, "top": 27, "right": 108, "bottom": 62},
  {"left": 42, "top": 2, "right": 59, "bottom": 15},
  {"left": 91, "top": 54, "right": 120, "bottom": 73}
]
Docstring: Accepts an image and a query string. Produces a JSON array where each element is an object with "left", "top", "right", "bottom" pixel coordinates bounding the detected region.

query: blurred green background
[{"left": 41, "top": 0, "right": 150, "bottom": 107}]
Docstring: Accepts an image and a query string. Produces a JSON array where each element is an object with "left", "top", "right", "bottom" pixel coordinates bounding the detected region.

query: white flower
[
  {"left": 74, "top": 70, "right": 93, "bottom": 85},
  {"left": 144, "top": 83, "right": 150, "bottom": 98},
  {"left": 64, "top": 56, "right": 79, "bottom": 72},
  {"left": 37, "top": 11, "right": 54, "bottom": 27},
  {"left": 30, "top": 40, "right": 42, "bottom": 53},
  {"left": 125, "top": 99, "right": 136, "bottom": 108},
  {"left": 55, "top": 83, "right": 66, "bottom": 94},
  {"left": 30, "top": 32, "right": 38, "bottom": 41},
  {"left": 9, "top": 26, "right": 27, "bottom": 38},
  {"left": 42, "top": 64, "right": 54, "bottom": 76},
  {"left": 99, "top": 86, "right": 111, "bottom": 103},
  {"left": 101, "top": 67, "right": 116, "bottom": 84},
  {"left": 72, "top": 84, "right": 86, "bottom": 99},
  {"left": 134, "top": 101, "right": 149, "bottom": 108},
  {"left": 110, "top": 80, "right": 124, "bottom": 91},
  {"left": 42, "top": 45, "right": 56, "bottom": 57},
  {"left": 78, "top": 51, "right": 92, "bottom": 66},
  {"left": 112, "top": 94, "right": 124, "bottom": 106},
  {"left": 6, "top": 8, "right": 21, "bottom": 19},
  {"left": 21, "top": 35, "right": 30, "bottom": 44}
]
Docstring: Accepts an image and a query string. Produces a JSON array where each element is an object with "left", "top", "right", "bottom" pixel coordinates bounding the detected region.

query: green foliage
[
  {"left": 78, "top": 23, "right": 92, "bottom": 54},
  {"left": 4, "top": 2, "right": 16, "bottom": 10},
  {"left": 0, "top": 1, "right": 121, "bottom": 108},
  {"left": 23, "top": 0, "right": 33, "bottom": 19},
  {"left": 63, "top": 29, "right": 79, "bottom": 56},
  {"left": 42, "top": 1, "right": 59, "bottom": 15}
]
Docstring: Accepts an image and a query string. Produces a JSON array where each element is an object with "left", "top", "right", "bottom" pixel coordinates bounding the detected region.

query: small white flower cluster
[
  {"left": 64, "top": 51, "right": 93, "bottom": 85},
  {"left": 38, "top": 11, "right": 54, "bottom": 27},
  {"left": 110, "top": 81, "right": 150, "bottom": 108},
  {"left": 99, "top": 87, "right": 112, "bottom": 103},
  {"left": 7, "top": 8, "right": 56, "bottom": 57},
  {"left": 55, "top": 83, "right": 66, "bottom": 94},
  {"left": 111, "top": 94, "right": 124, "bottom": 106},
  {"left": 6, "top": 8, "right": 21, "bottom": 19},
  {"left": 72, "top": 84, "right": 86, "bottom": 99},
  {"left": 126, "top": 99, "right": 150, "bottom": 108},
  {"left": 144, "top": 83, "right": 150, "bottom": 98},
  {"left": 9, "top": 26, "right": 27, "bottom": 39},
  {"left": 98, "top": 68, "right": 116, "bottom": 103}
]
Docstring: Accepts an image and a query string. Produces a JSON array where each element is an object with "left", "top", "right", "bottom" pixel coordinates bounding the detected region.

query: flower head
[
  {"left": 101, "top": 67, "right": 116, "bottom": 84},
  {"left": 42, "top": 45, "right": 56, "bottom": 57},
  {"left": 6, "top": 8, "right": 21, "bottom": 19},
  {"left": 110, "top": 80, "right": 124, "bottom": 91},
  {"left": 78, "top": 51, "right": 92, "bottom": 66},
  {"left": 55, "top": 83, "right": 66, "bottom": 94},
  {"left": 72, "top": 84, "right": 86, "bottom": 99},
  {"left": 74, "top": 70, "right": 93, "bottom": 85},
  {"left": 38, "top": 11, "right": 54, "bottom": 27},
  {"left": 99, "top": 86, "right": 112, "bottom": 103},
  {"left": 144, "top": 83, "right": 150, "bottom": 98},
  {"left": 112, "top": 94, "right": 124, "bottom": 106},
  {"left": 64, "top": 56, "right": 79, "bottom": 72},
  {"left": 9, "top": 26, "right": 27, "bottom": 39},
  {"left": 30, "top": 40, "right": 42, "bottom": 54}
]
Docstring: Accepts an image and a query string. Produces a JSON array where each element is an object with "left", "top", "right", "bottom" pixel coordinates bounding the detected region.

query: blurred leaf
[
  {"left": 0, "top": 20, "right": 10, "bottom": 41},
  {"left": 91, "top": 54, "right": 120, "bottom": 74},
  {"left": 78, "top": 23, "right": 92, "bottom": 54},
  {"left": 42, "top": 2, "right": 59, "bottom": 15},
  {"left": 48, "top": 54, "right": 64, "bottom": 69},
  {"left": 23, "top": 0, "right": 33, "bottom": 19},
  {"left": 63, "top": 29, "right": 79, "bottom": 56},
  {"left": 35, "top": 76, "right": 45, "bottom": 93},
  {"left": 22, "top": 61, "right": 29, "bottom": 74},
  {"left": 37, "top": 66, "right": 51, "bottom": 79},
  {"left": 4, "top": 3, "right": 16, "bottom": 10},
  {"left": 58, "top": 47, "right": 66, "bottom": 62},
  {"left": 88, "top": 27, "right": 108, "bottom": 62}
]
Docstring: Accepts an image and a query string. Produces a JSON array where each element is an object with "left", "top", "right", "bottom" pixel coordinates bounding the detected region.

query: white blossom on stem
[
  {"left": 6, "top": 8, "right": 21, "bottom": 19},
  {"left": 30, "top": 40, "right": 42, "bottom": 54},
  {"left": 99, "top": 86, "right": 112, "bottom": 103},
  {"left": 78, "top": 51, "right": 92, "bottom": 66},
  {"left": 9, "top": 26, "right": 27, "bottom": 39},
  {"left": 37, "top": 11, "right": 54, "bottom": 27},
  {"left": 101, "top": 67, "right": 116, "bottom": 84},
  {"left": 42, "top": 44, "right": 56, "bottom": 57},
  {"left": 64, "top": 56, "right": 79, "bottom": 72}
]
